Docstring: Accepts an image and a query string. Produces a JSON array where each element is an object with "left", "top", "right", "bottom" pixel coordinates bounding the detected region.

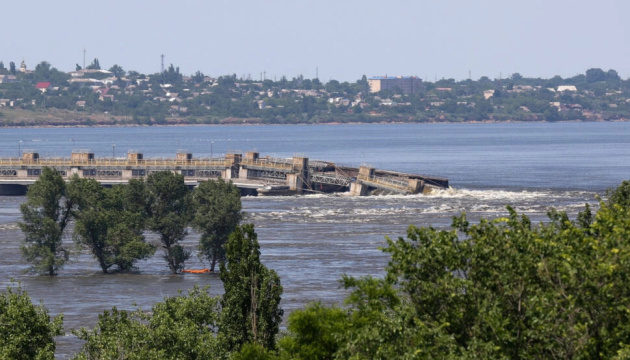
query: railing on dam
[
  {"left": 240, "top": 158, "right": 294, "bottom": 171},
  {"left": 0, "top": 158, "right": 230, "bottom": 168},
  {"left": 311, "top": 172, "right": 352, "bottom": 187},
  {"left": 0, "top": 151, "right": 449, "bottom": 196},
  {"left": 357, "top": 174, "right": 413, "bottom": 194}
]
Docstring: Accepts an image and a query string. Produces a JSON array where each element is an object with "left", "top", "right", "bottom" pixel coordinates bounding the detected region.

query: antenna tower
[
  {"left": 161, "top": 54, "right": 165, "bottom": 73},
  {"left": 83, "top": 48, "right": 86, "bottom": 69}
]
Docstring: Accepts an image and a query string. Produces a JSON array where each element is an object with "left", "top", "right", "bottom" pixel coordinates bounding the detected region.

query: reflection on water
[{"left": 0, "top": 188, "right": 599, "bottom": 358}]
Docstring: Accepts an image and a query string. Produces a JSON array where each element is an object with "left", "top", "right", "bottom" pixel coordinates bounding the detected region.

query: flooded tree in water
[
  {"left": 145, "top": 171, "right": 192, "bottom": 274},
  {"left": 69, "top": 177, "right": 156, "bottom": 273},
  {"left": 19, "top": 167, "right": 72, "bottom": 276},
  {"left": 192, "top": 178, "right": 242, "bottom": 271}
]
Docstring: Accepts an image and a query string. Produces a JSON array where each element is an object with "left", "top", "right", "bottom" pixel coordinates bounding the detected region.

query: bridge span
[{"left": 0, "top": 150, "right": 448, "bottom": 196}]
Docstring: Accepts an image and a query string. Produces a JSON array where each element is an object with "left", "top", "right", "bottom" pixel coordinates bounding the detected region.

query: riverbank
[{"left": 0, "top": 108, "right": 626, "bottom": 128}]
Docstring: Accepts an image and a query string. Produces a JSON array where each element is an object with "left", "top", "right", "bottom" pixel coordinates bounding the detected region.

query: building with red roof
[{"left": 35, "top": 82, "right": 51, "bottom": 92}]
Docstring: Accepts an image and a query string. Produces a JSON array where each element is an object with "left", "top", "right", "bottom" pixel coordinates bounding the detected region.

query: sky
[{"left": 3, "top": 0, "right": 630, "bottom": 82}]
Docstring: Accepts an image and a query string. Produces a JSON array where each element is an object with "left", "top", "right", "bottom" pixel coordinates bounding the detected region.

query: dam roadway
[{"left": 0, "top": 150, "right": 449, "bottom": 196}]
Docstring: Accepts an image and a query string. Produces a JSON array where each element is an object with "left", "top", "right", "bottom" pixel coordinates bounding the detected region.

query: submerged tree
[
  {"left": 0, "top": 283, "right": 63, "bottom": 360},
  {"left": 69, "top": 177, "right": 155, "bottom": 273},
  {"left": 19, "top": 167, "right": 73, "bottom": 276},
  {"left": 192, "top": 178, "right": 242, "bottom": 271},
  {"left": 145, "top": 171, "right": 192, "bottom": 274},
  {"left": 219, "top": 224, "right": 283, "bottom": 353}
]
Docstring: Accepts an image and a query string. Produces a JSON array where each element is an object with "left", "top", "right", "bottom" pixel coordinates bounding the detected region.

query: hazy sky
[{"left": 4, "top": 0, "right": 629, "bottom": 82}]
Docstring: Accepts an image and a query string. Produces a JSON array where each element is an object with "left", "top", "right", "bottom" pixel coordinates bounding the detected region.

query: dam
[{"left": 0, "top": 150, "right": 449, "bottom": 196}]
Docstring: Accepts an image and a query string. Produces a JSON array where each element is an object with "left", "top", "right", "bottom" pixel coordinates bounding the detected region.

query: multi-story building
[{"left": 368, "top": 76, "right": 423, "bottom": 94}]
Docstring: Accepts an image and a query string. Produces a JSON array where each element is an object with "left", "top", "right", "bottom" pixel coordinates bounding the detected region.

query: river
[{"left": 0, "top": 122, "right": 628, "bottom": 358}]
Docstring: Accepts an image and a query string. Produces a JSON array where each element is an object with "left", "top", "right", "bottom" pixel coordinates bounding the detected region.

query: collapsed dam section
[{"left": 0, "top": 150, "right": 449, "bottom": 196}]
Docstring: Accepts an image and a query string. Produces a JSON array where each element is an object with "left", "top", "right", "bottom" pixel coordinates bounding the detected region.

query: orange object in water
[{"left": 181, "top": 268, "right": 212, "bottom": 274}]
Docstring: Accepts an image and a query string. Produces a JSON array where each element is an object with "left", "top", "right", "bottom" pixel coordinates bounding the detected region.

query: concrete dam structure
[{"left": 0, "top": 150, "right": 449, "bottom": 196}]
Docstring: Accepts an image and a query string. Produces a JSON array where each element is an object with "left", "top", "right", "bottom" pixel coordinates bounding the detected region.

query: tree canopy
[
  {"left": 219, "top": 224, "right": 283, "bottom": 353},
  {"left": 13, "top": 171, "right": 630, "bottom": 358},
  {"left": 145, "top": 171, "right": 193, "bottom": 273},
  {"left": 0, "top": 284, "right": 63, "bottom": 360},
  {"left": 69, "top": 177, "right": 155, "bottom": 273},
  {"left": 73, "top": 286, "right": 220, "bottom": 360},
  {"left": 192, "top": 178, "right": 243, "bottom": 271},
  {"left": 19, "top": 167, "right": 73, "bottom": 275},
  {"left": 279, "top": 182, "right": 630, "bottom": 359}
]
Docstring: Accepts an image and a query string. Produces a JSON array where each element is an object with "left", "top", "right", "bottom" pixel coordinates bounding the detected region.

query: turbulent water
[{"left": 0, "top": 122, "right": 628, "bottom": 358}]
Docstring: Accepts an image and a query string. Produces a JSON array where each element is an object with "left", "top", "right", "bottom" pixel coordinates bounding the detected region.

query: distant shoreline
[{"left": 1, "top": 118, "right": 626, "bottom": 130}]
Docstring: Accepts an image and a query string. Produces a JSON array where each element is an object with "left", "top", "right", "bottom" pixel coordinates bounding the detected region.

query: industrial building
[{"left": 368, "top": 76, "right": 423, "bottom": 94}]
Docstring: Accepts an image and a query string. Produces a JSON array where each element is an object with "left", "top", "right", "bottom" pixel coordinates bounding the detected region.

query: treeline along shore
[{"left": 0, "top": 59, "right": 628, "bottom": 126}]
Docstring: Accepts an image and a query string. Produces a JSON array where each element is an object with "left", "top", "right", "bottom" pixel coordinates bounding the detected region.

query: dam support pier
[{"left": 0, "top": 150, "right": 449, "bottom": 196}]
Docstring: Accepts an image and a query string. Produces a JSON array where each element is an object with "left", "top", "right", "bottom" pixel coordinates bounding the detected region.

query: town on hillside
[{"left": 0, "top": 59, "right": 628, "bottom": 126}]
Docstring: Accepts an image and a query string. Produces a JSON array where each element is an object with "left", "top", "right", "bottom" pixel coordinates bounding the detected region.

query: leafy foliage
[
  {"left": 280, "top": 180, "right": 630, "bottom": 359},
  {"left": 192, "top": 178, "right": 243, "bottom": 271},
  {"left": 73, "top": 286, "right": 220, "bottom": 360},
  {"left": 19, "top": 167, "right": 72, "bottom": 275},
  {"left": 69, "top": 177, "right": 155, "bottom": 273},
  {"left": 0, "top": 284, "right": 63, "bottom": 360},
  {"left": 14, "top": 173, "right": 630, "bottom": 358},
  {"left": 232, "top": 342, "right": 278, "bottom": 360},
  {"left": 219, "top": 224, "right": 283, "bottom": 353},
  {"left": 145, "top": 171, "right": 192, "bottom": 273},
  {"left": 277, "top": 302, "right": 348, "bottom": 360}
]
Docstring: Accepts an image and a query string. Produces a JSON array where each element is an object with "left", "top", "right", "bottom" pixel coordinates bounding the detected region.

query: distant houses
[
  {"left": 557, "top": 85, "right": 577, "bottom": 92},
  {"left": 35, "top": 82, "right": 51, "bottom": 92}
]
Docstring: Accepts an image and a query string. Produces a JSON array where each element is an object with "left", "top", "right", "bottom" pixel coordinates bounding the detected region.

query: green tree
[
  {"left": 279, "top": 179, "right": 630, "bottom": 359},
  {"left": 606, "top": 69, "right": 621, "bottom": 82},
  {"left": 219, "top": 224, "right": 283, "bottom": 353},
  {"left": 278, "top": 302, "right": 348, "bottom": 360},
  {"left": 474, "top": 98, "right": 494, "bottom": 119},
  {"left": 69, "top": 178, "right": 155, "bottom": 273},
  {"left": 34, "top": 61, "right": 51, "bottom": 80},
  {"left": 544, "top": 105, "right": 560, "bottom": 121},
  {"left": 232, "top": 343, "right": 278, "bottom": 360},
  {"left": 586, "top": 68, "right": 606, "bottom": 83},
  {"left": 86, "top": 58, "right": 101, "bottom": 70},
  {"left": 192, "top": 70, "right": 205, "bottom": 83},
  {"left": 145, "top": 171, "right": 192, "bottom": 274},
  {"left": 73, "top": 286, "right": 220, "bottom": 360},
  {"left": 511, "top": 72, "right": 523, "bottom": 81},
  {"left": 192, "top": 178, "right": 242, "bottom": 271},
  {"left": 606, "top": 179, "right": 630, "bottom": 209},
  {"left": 9, "top": 61, "right": 15, "bottom": 75},
  {"left": 19, "top": 167, "right": 73, "bottom": 276},
  {"left": 0, "top": 284, "right": 63, "bottom": 360},
  {"left": 108, "top": 64, "right": 126, "bottom": 79}
]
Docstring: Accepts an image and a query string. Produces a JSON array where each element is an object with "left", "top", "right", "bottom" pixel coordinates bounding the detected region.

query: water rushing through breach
[{"left": 0, "top": 122, "right": 628, "bottom": 358}]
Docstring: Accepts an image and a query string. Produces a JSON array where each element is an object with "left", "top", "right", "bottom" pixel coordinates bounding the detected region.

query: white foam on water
[
  {"left": 425, "top": 187, "right": 597, "bottom": 203},
  {"left": 0, "top": 223, "right": 19, "bottom": 230},
  {"left": 243, "top": 188, "right": 599, "bottom": 206}
]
